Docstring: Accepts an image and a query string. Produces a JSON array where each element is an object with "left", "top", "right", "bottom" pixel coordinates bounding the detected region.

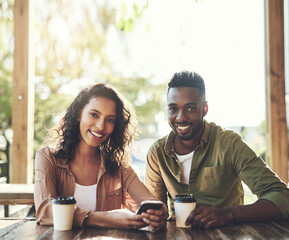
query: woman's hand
[
  {"left": 185, "top": 206, "right": 234, "bottom": 229},
  {"left": 141, "top": 204, "right": 168, "bottom": 231},
  {"left": 89, "top": 209, "right": 147, "bottom": 229}
]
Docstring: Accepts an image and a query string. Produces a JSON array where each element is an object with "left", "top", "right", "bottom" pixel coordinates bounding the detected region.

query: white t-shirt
[
  {"left": 74, "top": 183, "right": 97, "bottom": 211},
  {"left": 175, "top": 151, "right": 194, "bottom": 185}
]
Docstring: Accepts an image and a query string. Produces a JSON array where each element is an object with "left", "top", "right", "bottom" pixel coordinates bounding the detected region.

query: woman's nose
[{"left": 95, "top": 119, "right": 105, "bottom": 131}]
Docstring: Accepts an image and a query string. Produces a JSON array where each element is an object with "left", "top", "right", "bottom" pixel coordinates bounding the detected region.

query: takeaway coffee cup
[
  {"left": 51, "top": 196, "right": 76, "bottom": 231},
  {"left": 173, "top": 194, "right": 196, "bottom": 228}
]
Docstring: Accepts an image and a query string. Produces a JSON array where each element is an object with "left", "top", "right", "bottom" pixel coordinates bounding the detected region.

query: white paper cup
[
  {"left": 51, "top": 196, "right": 76, "bottom": 231},
  {"left": 174, "top": 194, "right": 196, "bottom": 228}
]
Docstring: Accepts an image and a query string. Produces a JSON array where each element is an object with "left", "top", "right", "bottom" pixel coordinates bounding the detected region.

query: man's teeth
[
  {"left": 90, "top": 131, "right": 103, "bottom": 138},
  {"left": 177, "top": 125, "right": 190, "bottom": 130}
]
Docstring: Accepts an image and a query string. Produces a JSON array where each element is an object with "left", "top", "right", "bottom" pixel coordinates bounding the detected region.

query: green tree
[
  {"left": 0, "top": 0, "right": 13, "bottom": 162},
  {"left": 0, "top": 0, "right": 166, "bottom": 161}
]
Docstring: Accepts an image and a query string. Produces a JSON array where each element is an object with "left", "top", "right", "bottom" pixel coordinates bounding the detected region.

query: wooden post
[
  {"left": 11, "top": 0, "right": 34, "bottom": 183},
  {"left": 265, "top": 0, "right": 288, "bottom": 183}
]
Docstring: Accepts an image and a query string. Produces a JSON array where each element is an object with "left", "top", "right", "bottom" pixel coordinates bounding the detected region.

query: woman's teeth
[{"left": 90, "top": 130, "right": 103, "bottom": 138}]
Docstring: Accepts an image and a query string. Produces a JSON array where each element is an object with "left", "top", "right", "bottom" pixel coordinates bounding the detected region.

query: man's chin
[
  {"left": 177, "top": 136, "right": 194, "bottom": 141},
  {"left": 176, "top": 132, "right": 195, "bottom": 141}
]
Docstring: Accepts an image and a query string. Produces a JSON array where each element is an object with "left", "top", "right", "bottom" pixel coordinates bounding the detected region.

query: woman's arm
[
  {"left": 122, "top": 167, "right": 168, "bottom": 231},
  {"left": 34, "top": 147, "right": 58, "bottom": 226},
  {"left": 85, "top": 209, "right": 147, "bottom": 228}
]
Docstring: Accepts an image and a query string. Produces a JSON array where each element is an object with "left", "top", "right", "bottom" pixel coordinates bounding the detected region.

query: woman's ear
[{"left": 203, "top": 101, "right": 208, "bottom": 117}]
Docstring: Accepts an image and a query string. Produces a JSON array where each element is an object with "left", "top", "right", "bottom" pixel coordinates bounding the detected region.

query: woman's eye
[
  {"left": 108, "top": 119, "right": 116, "bottom": 124},
  {"left": 90, "top": 112, "right": 98, "bottom": 118}
]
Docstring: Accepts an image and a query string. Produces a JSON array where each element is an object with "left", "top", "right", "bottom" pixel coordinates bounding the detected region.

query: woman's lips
[{"left": 89, "top": 130, "right": 103, "bottom": 138}]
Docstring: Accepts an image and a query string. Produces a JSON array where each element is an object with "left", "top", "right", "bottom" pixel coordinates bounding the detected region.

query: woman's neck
[{"left": 73, "top": 141, "right": 99, "bottom": 165}]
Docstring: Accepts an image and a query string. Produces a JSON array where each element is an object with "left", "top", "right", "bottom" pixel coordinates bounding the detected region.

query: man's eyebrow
[
  {"left": 185, "top": 102, "right": 198, "bottom": 106},
  {"left": 168, "top": 103, "right": 177, "bottom": 106}
]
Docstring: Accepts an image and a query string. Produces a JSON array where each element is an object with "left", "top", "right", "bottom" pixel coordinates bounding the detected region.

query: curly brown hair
[{"left": 45, "top": 83, "right": 138, "bottom": 175}]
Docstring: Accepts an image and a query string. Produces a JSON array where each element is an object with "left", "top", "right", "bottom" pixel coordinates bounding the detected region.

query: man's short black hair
[{"left": 168, "top": 71, "right": 206, "bottom": 99}]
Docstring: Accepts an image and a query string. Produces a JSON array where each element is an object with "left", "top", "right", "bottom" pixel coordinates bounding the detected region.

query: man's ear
[{"left": 203, "top": 101, "right": 208, "bottom": 117}]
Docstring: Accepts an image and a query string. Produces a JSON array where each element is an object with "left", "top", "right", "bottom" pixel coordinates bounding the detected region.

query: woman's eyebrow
[{"left": 90, "top": 109, "right": 116, "bottom": 118}]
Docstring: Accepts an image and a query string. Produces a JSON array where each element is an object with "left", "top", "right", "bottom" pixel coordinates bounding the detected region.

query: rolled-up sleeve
[{"left": 232, "top": 137, "right": 289, "bottom": 219}]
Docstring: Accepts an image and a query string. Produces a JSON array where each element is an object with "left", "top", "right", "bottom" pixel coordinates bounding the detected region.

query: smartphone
[{"left": 136, "top": 200, "right": 163, "bottom": 214}]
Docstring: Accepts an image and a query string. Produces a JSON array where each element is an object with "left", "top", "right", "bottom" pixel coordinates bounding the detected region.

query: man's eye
[
  {"left": 169, "top": 107, "right": 177, "bottom": 112},
  {"left": 188, "top": 107, "right": 196, "bottom": 112}
]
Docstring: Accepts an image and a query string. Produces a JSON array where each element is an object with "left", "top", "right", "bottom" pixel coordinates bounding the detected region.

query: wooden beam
[
  {"left": 11, "top": 0, "right": 34, "bottom": 183},
  {"left": 265, "top": 0, "right": 288, "bottom": 183}
]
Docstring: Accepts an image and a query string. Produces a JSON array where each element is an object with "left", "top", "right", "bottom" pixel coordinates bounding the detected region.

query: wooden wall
[
  {"left": 11, "top": 0, "right": 34, "bottom": 183},
  {"left": 265, "top": 0, "right": 288, "bottom": 184}
]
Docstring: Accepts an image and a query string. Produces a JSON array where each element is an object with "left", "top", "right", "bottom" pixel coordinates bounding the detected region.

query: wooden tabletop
[{"left": 1, "top": 218, "right": 289, "bottom": 239}]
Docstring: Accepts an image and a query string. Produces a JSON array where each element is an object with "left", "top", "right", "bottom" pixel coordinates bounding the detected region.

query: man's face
[{"left": 167, "top": 87, "right": 208, "bottom": 141}]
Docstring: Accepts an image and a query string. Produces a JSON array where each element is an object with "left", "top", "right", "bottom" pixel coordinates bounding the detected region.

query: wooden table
[
  {"left": 0, "top": 184, "right": 34, "bottom": 217},
  {"left": 1, "top": 218, "right": 289, "bottom": 239}
]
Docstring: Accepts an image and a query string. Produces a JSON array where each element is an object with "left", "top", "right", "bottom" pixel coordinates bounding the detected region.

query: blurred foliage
[
  {"left": 0, "top": 0, "right": 166, "bottom": 159},
  {"left": 0, "top": 0, "right": 13, "bottom": 161},
  {"left": 117, "top": 1, "right": 148, "bottom": 32}
]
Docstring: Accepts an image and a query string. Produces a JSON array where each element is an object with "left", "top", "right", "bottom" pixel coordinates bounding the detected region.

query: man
[{"left": 145, "top": 71, "right": 289, "bottom": 229}]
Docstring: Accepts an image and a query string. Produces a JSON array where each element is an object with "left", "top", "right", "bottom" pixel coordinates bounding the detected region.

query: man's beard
[{"left": 176, "top": 118, "right": 204, "bottom": 141}]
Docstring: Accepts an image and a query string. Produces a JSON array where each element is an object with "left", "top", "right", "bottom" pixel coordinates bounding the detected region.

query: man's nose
[{"left": 176, "top": 110, "right": 187, "bottom": 122}]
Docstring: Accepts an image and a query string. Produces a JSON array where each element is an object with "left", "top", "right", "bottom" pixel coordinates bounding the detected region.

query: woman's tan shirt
[{"left": 34, "top": 147, "right": 155, "bottom": 227}]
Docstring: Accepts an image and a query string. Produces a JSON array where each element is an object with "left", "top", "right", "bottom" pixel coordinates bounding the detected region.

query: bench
[{"left": 0, "top": 184, "right": 34, "bottom": 217}]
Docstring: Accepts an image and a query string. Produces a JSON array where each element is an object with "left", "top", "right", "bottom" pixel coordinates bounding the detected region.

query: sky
[{"left": 108, "top": 0, "right": 266, "bottom": 128}]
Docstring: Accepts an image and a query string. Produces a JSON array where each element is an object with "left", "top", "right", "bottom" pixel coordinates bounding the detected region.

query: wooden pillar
[
  {"left": 11, "top": 0, "right": 34, "bottom": 183},
  {"left": 265, "top": 0, "right": 288, "bottom": 183}
]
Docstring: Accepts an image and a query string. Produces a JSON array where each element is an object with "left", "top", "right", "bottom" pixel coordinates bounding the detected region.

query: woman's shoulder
[
  {"left": 35, "top": 146, "right": 59, "bottom": 168},
  {"left": 120, "top": 165, "right": 138, "bottom": 181},
  {"left": 36, "top": 146, "right": 57, "bottom": 158}
]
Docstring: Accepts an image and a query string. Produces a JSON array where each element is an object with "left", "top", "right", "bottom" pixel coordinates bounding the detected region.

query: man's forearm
[{"left": 231, "top": 199, "right": 283, "bottom": 223}]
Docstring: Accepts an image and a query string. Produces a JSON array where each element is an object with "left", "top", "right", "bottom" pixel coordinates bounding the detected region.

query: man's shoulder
[
  {"left": 148, "top": 133, "right": 172, "bottom": 153},
  {"left": 150, "top": 135, "right": 168, "bottom": 149},
  {"left": 209, "top": 121, "right": 242, "bottom": 139}
]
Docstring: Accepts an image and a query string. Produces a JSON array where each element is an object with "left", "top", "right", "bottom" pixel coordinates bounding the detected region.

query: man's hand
[
  {"left": 185, "top": 206, "right": 234, "bottom": 229},
  {"left": 141, "top": 204, "right": 168, "bottom": 231}
]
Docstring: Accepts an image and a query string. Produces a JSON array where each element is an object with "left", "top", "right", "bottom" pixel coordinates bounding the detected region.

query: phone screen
[{"left": 136, "top": 200, "right": 163, "bottom": 214}]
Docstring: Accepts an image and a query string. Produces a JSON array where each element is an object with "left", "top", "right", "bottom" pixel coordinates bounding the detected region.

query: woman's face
[{"left": 79, "top": 96, "right": 116, "bottom": 148}]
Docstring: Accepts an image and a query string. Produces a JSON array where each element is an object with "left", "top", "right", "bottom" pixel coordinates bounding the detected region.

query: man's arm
[
  {"left": 186, "top": 199, "right": 282, "bottom": 229},
  {"left": 186, "top": 134, "right": 288, "bottom": 229},
  {"left": 144, "top": 145, "right": 167, "bottom": 205}
]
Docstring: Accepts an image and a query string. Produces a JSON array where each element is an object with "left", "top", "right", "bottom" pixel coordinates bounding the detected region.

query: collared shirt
[
  {"left": 34, "top": 146, "right": 155, "bottom": 227},
  {"left": 145, "top": 120, "right": 289, "bottom": 219}
]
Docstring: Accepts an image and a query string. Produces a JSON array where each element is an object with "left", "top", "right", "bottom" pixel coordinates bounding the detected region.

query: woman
[{"left": 34, "top": 83, "right": 168, "bottom": 231}]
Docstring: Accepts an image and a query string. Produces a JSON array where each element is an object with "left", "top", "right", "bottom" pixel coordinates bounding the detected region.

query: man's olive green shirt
[{"left": 145, "top": 121, "right": 289, "bottom": 219}]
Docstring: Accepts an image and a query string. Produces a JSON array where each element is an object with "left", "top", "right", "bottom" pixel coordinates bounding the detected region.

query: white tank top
[
  {"left": 74, "top": 183, "right": 97, "bottom": 211},
  {"left": 175, "top": 151, "right": 194, "bottom": 184}
]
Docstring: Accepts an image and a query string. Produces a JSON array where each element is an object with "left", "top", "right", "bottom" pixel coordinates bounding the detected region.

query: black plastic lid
[
  {"left": 51, "top": 196, "right": 76, "bottom": 204},
  {"left": 173, "top": 194, "right": 196, "bottom": 203}
]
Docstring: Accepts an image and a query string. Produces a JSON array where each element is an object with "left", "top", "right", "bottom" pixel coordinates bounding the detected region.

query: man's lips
[
  {"left": 89, "top": 130, "right": 103, "bottom": 138},
  {"left": 174, "top": 124, "right": 192, "bottom": 131}
]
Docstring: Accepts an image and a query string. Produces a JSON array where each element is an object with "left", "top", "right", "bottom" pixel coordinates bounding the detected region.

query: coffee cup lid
[
  {"left": 173, "top": 194, "right": 196, "bottom": 203},
  {"left": 51, "top": 196, "right": 76, "bottom": 204}
]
